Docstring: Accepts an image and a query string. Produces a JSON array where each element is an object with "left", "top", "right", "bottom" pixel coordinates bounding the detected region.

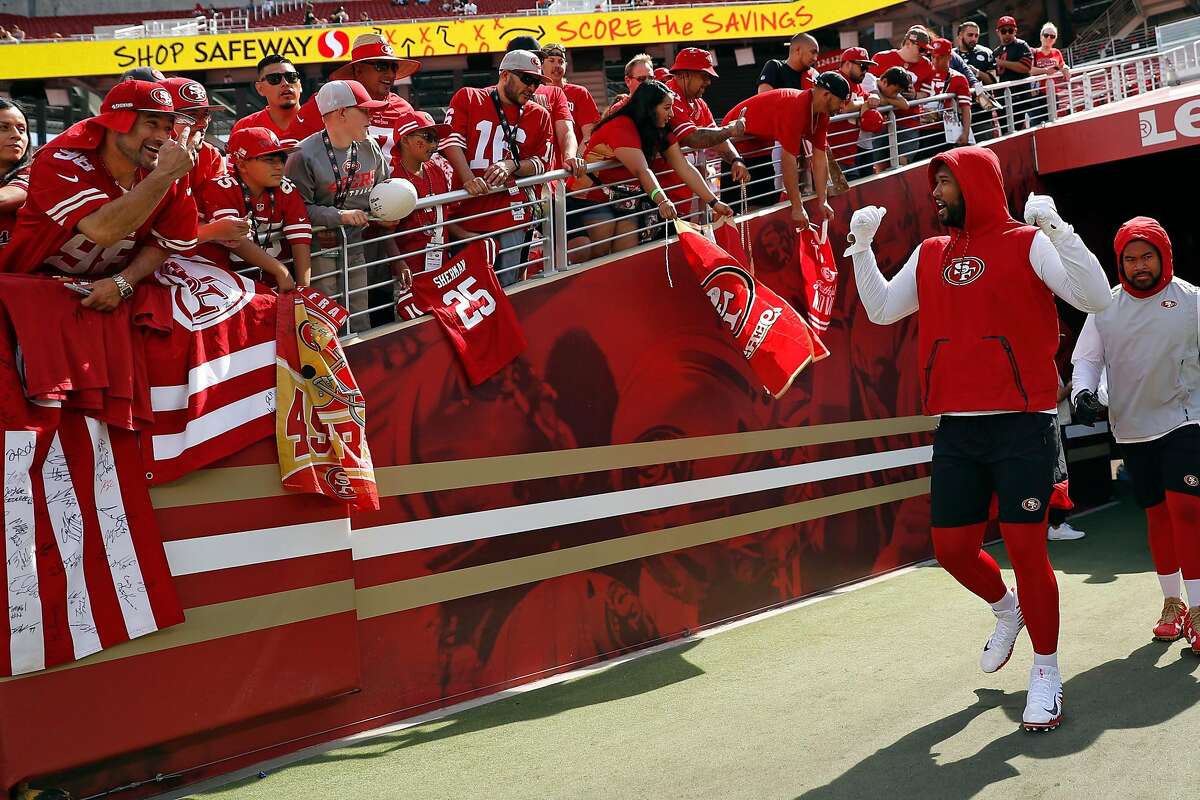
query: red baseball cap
[
  {"left": 841, "top": 46, "right": 877, "bottom": 66},
  {"left": 393, "top": 110, "right": 451, "bottom": 141},
  {"left": 929, "top": 38, "right": 954, "bottom": 58},
  {"left": 670, "top": 47, "right": 718, "bottom": 77},
  {"left": 653, "top": 67, "right": 671, "bottom": 81},
  {"left": 93, "top": 80, "right": 194, "bottom": 133},
  {"left": 162, "top": 76, "right": 222, "bottom": 112},
  {"left": 997, "top": 16, "right": 1018, "bottom": 29},
  {"left": 227, "top": 126, "right": 296, "bottom": 161},
  {"left": 859, "top": 108, "right": 886, "bottom": 134},
  {"left": 329, "top": 34, "right": 420, "bottom": 82}
]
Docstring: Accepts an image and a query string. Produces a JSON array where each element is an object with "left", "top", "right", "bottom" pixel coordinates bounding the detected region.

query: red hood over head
[
  {"left": 928, "top": 146, "right": 1017, "bottom": 234},
  {"left": 1113, "top": 216, "right": 1173, "bottom": 298}
]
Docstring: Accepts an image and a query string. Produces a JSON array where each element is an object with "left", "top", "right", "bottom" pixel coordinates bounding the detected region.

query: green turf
[{"left": 190, "top": 494, "right": 1200, "bottom": 800}]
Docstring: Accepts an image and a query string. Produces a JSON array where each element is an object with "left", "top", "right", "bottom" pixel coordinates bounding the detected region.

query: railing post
[
  {"left": 1111, "top": 65, "right": 1123, "bottom": 100},
  {"left": 546, "top": 182, "right": 564, "bottom": 276},
  {"left": 339, "top": 227, "right": 352, "bottom": 333},
  {"left": 886, "top": 112, "right": 899, "bottom": 170},
  {"left": 1003, "top": 87, "right": 1016, "bottom": 134},
  {"left": 1135, "top": 60, "right": 1147, "bottom": 95},
  {"left": 1047, "top": 84, "right": 1058, "bottom": 123},
  {"left": 1084, "top": 72, "right": 1095, "bottom": 109}
]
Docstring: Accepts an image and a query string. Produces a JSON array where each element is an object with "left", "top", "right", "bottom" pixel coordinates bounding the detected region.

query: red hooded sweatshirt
[
  {"left": 1113, "top": 216, "right": 1173, "bottom": 299},
  {"left": 915, "top": 147, "right": 1059, "bottom": 414}
]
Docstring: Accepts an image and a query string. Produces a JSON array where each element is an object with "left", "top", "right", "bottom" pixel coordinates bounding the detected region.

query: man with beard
[
  {"left": 826, "top": 47, "right": 879, "bottom": 181},
  {"left": 290, "top": 34, "right": 421, "bottom": 163},
  {"left": 993, "top": 15, "right": 1034, "bottom": 127},
  {"left": 845, "top": 147, "right": 1111, "bottom": 731},
  {"left": 230, "top": 55, "right": 318, "bottom": 144},
  {"left": 1071, "top": 218, "right": 1200, "bottom": 655},
  {"left": 956, "top": 21, "right": 1000, "bottom": 141},
  {"left": 506, "top": 36, "right": 584, "bottom": 178},
  {"left": 869, "top": 27, "right": 934, "bottom": 166},
  {"left": 0, "top": 81, "right": 197, "bottom": 310},
  {"left": 664, "top": 48, "right": 748, "bottom": 187},
  {"left": 440, "top": 50, "right": 553, "bottom": 287}
]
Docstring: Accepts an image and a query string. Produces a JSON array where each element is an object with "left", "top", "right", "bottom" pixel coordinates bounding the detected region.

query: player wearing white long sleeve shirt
[
  {"left": 1070, "top": 216, "right": 1200, "bottom": 654},
  {"left": 844, "top": 147, "right": 1111, "bottom": 732}
]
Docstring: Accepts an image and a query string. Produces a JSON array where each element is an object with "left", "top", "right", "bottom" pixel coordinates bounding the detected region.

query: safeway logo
[
  {"left": 318, "top": 30, "right": 350, "bottom": 59},
  {"left": 1138, "top": 99, "right": 1200, "bottom": 147}
]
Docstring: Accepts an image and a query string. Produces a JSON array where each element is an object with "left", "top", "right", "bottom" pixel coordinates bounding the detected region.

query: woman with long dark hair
[
  {"left": 0, "top": 98, "right": 31, "bottom": 251},
  {"left": 569, "top": 80, "right": 732, "bottom": 258}
]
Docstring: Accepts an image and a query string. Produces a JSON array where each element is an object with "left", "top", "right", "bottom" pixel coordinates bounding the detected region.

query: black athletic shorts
[
  {"left": 1119, "top": 423, "right": 1200, "bottom": 509},
  {"left": 931, "top": 412, "right": 1058, "bottom": 527}
]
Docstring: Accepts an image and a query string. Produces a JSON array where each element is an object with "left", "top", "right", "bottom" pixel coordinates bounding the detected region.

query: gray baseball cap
[{"left": 498, "top": 50, "right": 549, "bottom": 83}]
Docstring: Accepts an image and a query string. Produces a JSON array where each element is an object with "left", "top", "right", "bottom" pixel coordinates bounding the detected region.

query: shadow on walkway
[{"left": 797, "top": 642, "right": 1200, "bottom": 799}]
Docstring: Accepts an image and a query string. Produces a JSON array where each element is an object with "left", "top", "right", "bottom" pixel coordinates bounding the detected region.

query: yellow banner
[{"left": 0, "top": 1, "right": 901, "bottom": 81}]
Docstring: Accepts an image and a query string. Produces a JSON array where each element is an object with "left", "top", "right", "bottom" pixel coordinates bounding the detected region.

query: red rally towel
[{"left": 797, "top": 221, "right": 838, "bottom": 362}]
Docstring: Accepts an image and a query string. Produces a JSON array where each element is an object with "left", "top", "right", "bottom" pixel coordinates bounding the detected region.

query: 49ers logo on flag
[
  {"left": 156, "top": 258, "right": 256, "bottom": 331},
  {"left": 675, "top": 220, "right": 818, "bottom": 399},
  {"left": 702, "top": 266, "right": 755, "bottom": 336},
  {"left": 943, "top": 256, "right": 986, "bottom": 286}
]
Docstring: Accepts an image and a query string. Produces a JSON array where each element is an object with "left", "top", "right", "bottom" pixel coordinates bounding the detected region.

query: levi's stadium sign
[{"left": 0, "top": 0, "right": 902, "bottom": 80}]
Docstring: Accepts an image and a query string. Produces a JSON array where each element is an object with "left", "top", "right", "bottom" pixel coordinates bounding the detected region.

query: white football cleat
[
  {"left": 1023, "top": 664, "right": 1064, "bottom": 731},
  {"left": 980, "top": 589, "right": 1025, "bottom": 673},
  {"left": 1048, "top": 523, "right": 1085, "bottom": 541}
]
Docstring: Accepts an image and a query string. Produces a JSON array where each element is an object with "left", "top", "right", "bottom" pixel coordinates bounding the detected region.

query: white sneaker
[
  {"left": 1048, "top": 523, "right": 1085, "bottom": 541},
  {"left": 1022, "top": 665, "right": 1064, "bottom": 731},
  {"left": 980, "top": 589, "right": 1025, "bottom": 673}
]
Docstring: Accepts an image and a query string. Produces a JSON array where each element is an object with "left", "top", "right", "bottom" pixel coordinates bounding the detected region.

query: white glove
[
  {"left": 843, "top": 206, "right": 887, "bottom": 257},
  {"left": 1023, "top": 193, "right": 1071, "bottom": 240}
]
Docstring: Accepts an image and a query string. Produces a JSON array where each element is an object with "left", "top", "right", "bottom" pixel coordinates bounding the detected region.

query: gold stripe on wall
[
  {"left": 0, "top": 580, "right": 355, "bottom": 683},
  {"left": 150, "top": 415, "right": 935, "bottom": 509},
  {"left": 355, "top": 478, "right": 930, "bottom": 620}
]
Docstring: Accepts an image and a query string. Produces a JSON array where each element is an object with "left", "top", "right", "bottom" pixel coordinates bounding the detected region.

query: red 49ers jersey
[
  {"left": 185, "top": 141, "right": 228, "bottom": 191},
  {"left": 0, "top": 146, "right": 198, "bottom": 276},
  {"left": 408, "top": 237, "right": 527, "bottom": 386},
  {"left": 0, "top": 166, "right": 30, "bottom": 250},
  {"left": 440, "top": 87, "right": 553, "bottom": 233},
  {"left": 194, "top": 173, "right": 312, "bottom": 268}
]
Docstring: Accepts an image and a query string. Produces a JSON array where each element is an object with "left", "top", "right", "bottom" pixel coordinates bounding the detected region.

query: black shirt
[
  {"left": 957, "top": 43, "right": 996, "bottom": 78},
  {"left": 993, "top": 38, "right": 1034, "bottom": 81},
  {"left": 758, "top": 59, "right": 816, "bottom": 90}
]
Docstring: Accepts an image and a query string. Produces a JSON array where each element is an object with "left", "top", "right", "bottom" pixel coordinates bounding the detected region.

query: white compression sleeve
[
  {"left": 851, "top": 243, "right": 920, "bottom": 325},
  {"left": 1029, "top": 229, "right": 1113, "bottom": 313}
]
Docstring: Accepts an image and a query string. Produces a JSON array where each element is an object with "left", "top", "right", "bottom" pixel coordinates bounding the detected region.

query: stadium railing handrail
[{"left": 226, "top": 40, "right": 1197, "bottom": 337}]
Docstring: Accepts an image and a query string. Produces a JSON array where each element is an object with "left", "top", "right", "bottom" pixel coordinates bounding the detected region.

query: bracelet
[
  {"left": 707, "top": 197, "right": 720, "bottom": 209},
  {"left": 649, "top": 188, "right": 664, "bottom": 203},
  {"left": 112, "top": 273, "right": 134, "bottom": 300},
  {"left": 730, "top": 157, "right": 745, "bottom": 165}
]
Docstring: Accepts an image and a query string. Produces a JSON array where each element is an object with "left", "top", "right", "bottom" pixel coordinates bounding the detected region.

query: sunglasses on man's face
[
  {"left": 412, "top": 131, "right": 437, "bottom": 144},
  {"left": 513, "top": 72, "right": 541, "bottom": 87},
  {"left": 366, "top": 60, "right": 400, "bottom": 73},
  {"left": 260, "top": 71, "right": 301, "bottom": 85},
  {"left": 999, "top": 27, "right": 1016, "bottom": 34},
  {"left": 1042, "top": 33, "right": 1056, "bottom": 39},
  {"left": 628, "top": 74, "right": 650, "bottom": 84}
]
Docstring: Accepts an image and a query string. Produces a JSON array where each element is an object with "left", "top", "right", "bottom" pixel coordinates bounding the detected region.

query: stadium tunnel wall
[{"left": 0, "top": 134, "right": 1044, "bottom": 798}]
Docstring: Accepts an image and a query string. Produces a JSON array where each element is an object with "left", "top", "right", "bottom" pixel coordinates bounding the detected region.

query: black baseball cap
[
  {"left": 814, "top": 71, "right": 851, "bottom": 100},
  {"left": 506, "top": 35, "right": 546, "bottom": 58}
]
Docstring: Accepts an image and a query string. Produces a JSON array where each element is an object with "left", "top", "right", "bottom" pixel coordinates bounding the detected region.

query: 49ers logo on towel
[
  {"left": 702, "top": 266, "right": 755, "bottom": 336},
  {"left": 943, "top": 256, "right": 986, "bottom": 286},
  {"left": 157, "top": 258, "right": 255, "bottom": 331}
]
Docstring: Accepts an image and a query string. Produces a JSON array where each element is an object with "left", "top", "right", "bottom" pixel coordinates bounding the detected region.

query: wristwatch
[{"left": 112, "top": 273, "right": 134, "bottom": 300}]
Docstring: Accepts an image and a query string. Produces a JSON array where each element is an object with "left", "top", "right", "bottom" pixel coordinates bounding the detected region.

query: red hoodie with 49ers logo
[{"left": 914, "top": 147, "right": 1056, "bottom": 415}]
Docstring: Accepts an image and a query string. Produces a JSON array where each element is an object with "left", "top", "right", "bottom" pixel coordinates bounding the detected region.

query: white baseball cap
[
  {"left": 498, "top": 50, "right": 549, "bottom": 83},
  {"left": 315, "top": 80, "right": 389, "bottom": 116}
]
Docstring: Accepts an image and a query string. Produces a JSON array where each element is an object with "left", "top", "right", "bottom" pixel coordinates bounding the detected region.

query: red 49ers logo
[
  {"left": 702, "top": 265, "right": 755, "bottom": 337},
  {"left": 179, "top": 81, "right": 208, "bottom": 105},
  {"left": 943, "top": 256, "right": 986, "bottom": 286}
]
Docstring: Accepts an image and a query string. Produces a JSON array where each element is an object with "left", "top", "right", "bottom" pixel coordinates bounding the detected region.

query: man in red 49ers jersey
[
  {"left": 290, "top": 34, "right": 420, "bottom": 171},
  {"left": 0, "top": 80, "right": 197, "bottom": 312},
  {"left": 440, "top": 50, "right": 553, "bottom": 288},
  {"left": 196, "top": 126, "right": 312, "bottom": 289},
  {"left": 846, "top": 147, "right": 1112, "bottom": 732}
]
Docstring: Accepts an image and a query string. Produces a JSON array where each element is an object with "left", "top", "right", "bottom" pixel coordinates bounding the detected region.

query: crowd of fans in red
[{"left": 0, "top": 13, "right": 1068, "bottom": 324}]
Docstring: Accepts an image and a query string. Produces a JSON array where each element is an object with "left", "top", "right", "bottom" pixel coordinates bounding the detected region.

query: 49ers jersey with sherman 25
[{"left": 0, "top": 146, "right": 198, "bottom": 275}]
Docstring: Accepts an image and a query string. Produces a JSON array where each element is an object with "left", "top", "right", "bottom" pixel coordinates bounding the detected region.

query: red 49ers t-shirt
[
  {"left": 0, "top": 166, "right": 30, "bottom": 251},
  {"left": 185, "top": 141, "right": 227, "bottom": 191},
  {"left": 409, "top": 237, "right": 526, "bottom": 386},
  {"left": 440, "top": 87, "right": 553, "bottom": 233},
  {"left": 194, "top": 173, "right": 312, "bottom": 269},
  {"left": 0, "top": 138, "right": 198, "bottom": 276},
  {"left": 560, "top": 82, "right": 600, "bottom": 145},
  {"left": 534, "top": 83, "right": 573, "bottom": 170},
  {"left": 723, "top": 89, "right": 829, "bottom": 157},
  {"left": 571, "top": 115, "right": 679, "bottom": 203}
]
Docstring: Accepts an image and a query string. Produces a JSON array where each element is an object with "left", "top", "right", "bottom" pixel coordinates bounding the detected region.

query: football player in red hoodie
[{"left": 845, "top": 147, "right": 1112, "bottom": 731}]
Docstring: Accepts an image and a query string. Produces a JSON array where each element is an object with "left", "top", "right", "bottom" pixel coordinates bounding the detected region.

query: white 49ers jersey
[{"left": 0, "top": 146, "right": 198, "bottom": 275}]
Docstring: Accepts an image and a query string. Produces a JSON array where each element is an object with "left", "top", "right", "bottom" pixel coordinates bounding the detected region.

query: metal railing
[{"left": 243, "top": 42, "right": 1195, "bottom": 338}]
